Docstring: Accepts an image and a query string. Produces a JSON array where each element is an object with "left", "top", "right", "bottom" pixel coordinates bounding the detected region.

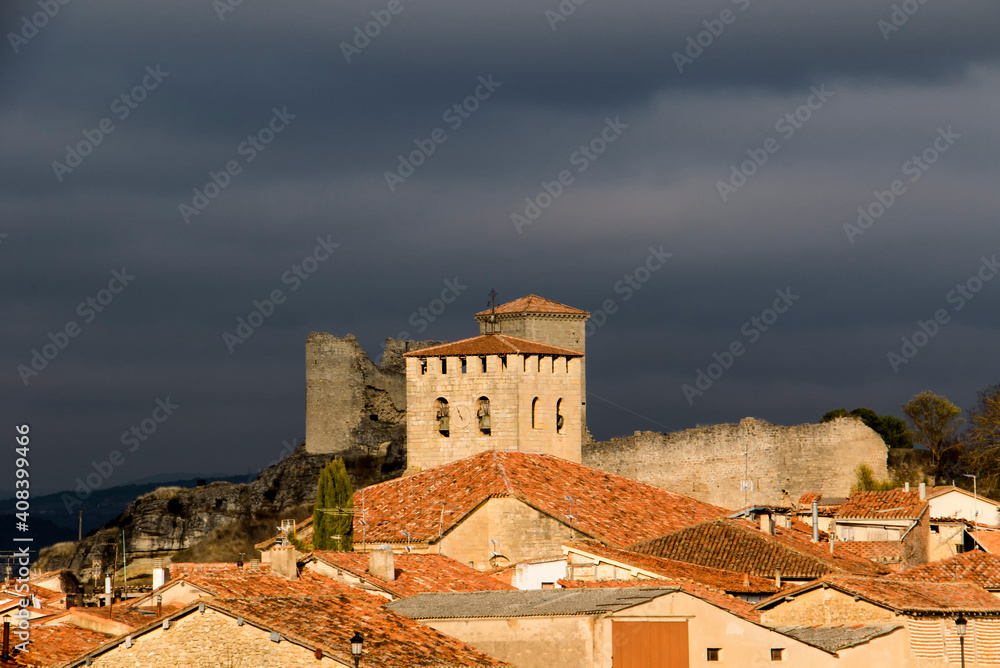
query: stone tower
[
  {"left": 403, "top": 332, "right": 584, "bottom": 470},
  {"left": 474, "top": 295, "right": 590, "bottom": 431}
]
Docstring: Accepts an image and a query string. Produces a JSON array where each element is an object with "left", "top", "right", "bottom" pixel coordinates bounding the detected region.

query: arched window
[
  {"left": 477, "top": 397, "right": 491, "bottom": 435},
  {"left": 556, "top": 399, "right": 564, "bottom": 433},
  {"left": 531, "top": 397, "right": 539, "bottom": 429},
  {"left": 435, "top": 398, "right": 450, "bottom": 437}
]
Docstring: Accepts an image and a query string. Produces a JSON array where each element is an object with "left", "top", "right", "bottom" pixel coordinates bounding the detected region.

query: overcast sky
[{"left": 3, "top": 0, "right": 999, "bottom": 495}]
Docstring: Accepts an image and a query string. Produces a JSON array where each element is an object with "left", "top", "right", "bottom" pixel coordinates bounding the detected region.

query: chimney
[
  {"left": 919, "top": 482, "right": 926, "bottom": 500},
  {"left": 743, "top": 573, "right": 750, "bottom": 587},
  {"left": 370, "top": 545, "right": 396, "bottom": 582},
  {"left": 152, "top": 567, "right": 165, "bottom": 590},
  {"left": 759, "top": 513, "right": 772, "bottom": 534},
  {"left": 774, "top": 568, "right": 782, "bottom": 588},
  {"left": 270, "top": 547, "right": 298, "bottom": 580},
  {"left": 812, "top": 501, "right": 819, "bottom": 542},
  {"left": 904, "top": 482, "right": 910, "bottom": 492}
]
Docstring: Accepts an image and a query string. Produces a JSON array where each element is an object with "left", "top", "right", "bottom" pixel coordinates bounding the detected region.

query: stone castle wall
[
  {"left": 583, "top": 417, "right": 888, "bottom": 510},
  {"left": 304, "top": 332, "right": 440, "bottom": 458}
]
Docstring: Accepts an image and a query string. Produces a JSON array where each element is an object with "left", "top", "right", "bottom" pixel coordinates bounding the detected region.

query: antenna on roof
[
  {"left": 485, "top": 289, "right": 500, "bottom": 334},
  {"left": 402, "top": 531, "right": 412, "bottom": 553}
]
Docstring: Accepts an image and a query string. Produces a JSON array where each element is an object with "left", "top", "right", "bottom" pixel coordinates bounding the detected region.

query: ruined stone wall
[
  {"left": 304, "top": 332, "right": 440, "bottom": 460},
  {"left": 583, "top": 417, "right": 888, "bottom": 510}
]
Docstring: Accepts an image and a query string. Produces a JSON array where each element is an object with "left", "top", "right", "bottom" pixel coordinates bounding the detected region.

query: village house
[
  {"left": 351, "top": 449, "right": 728, "bottom": 569},
  {"left": 756, "top": 575, "right": 1000, "bottom": 666},
  {"left": 928, "top": 486, "right": 1000, "bottom": 528},
  {"left": 389, "top": 585, "right": 906, "bottom": 668}
]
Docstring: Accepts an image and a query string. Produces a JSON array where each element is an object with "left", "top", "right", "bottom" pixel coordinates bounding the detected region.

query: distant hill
[{"left": 0, "top": 475, "right": 247, "bottom": 553}]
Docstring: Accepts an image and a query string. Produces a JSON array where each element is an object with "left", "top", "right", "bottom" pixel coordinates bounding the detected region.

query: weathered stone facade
[
  {"left": 404, "top": 353, "right": 583, "bottom": 470},
  {"left": 304, "top": 332, "right": 440, "bottom": 459},
  {"left": 583, "top": 417, "right": 888, "bottom": 510}
]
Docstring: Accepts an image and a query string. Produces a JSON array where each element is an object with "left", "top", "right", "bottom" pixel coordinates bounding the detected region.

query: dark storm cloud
[{"left": 2, "top": 0, "right": 998, "bottom": 495}]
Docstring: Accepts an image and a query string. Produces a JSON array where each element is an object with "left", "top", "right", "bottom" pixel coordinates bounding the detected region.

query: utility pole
[{"left": 78, "top": 511, "right": 83, "bottom": 542}]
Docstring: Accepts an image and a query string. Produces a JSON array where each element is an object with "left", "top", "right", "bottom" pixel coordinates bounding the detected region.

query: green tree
[
  {"left": 851, "top": 464, "right": 897, "bottom": 492},
  {"left": 963, "top": 384, "right": 1000, "bottom": 496},
  {"left": 902, "top": 391, "right": 963, "bottom": 481},
  {"left": 312, "top": 459, "right": 354, "bottom": 551},
  {"left": 820, "top": 407, "right": 913, "bottom": 448}
]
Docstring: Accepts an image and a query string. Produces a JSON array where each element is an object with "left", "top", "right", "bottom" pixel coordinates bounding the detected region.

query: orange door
[{"left": 612, "top": 621, "right": 689, "bottom": 668}]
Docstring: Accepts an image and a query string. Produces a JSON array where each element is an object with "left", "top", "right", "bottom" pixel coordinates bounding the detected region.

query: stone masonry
[{"left": 583, "top": 417, "right": 888, "bottom": 510}]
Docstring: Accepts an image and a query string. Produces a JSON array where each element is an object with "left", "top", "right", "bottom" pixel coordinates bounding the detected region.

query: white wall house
[{"left": 927, "top": 486, "right": 1000, "bottom": 527}]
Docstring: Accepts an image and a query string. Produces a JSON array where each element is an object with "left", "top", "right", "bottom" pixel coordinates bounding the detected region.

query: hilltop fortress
[{"left": 304, "top": 294, "right": 888, "bottom": 506}]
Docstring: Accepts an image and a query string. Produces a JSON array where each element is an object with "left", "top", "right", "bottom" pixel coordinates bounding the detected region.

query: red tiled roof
[
  {"left": 355, "top": 451, "right": 729, "bottom": 547},
  {"left": 10, "top": 625, "right": 112, "bottom": 667},
  {"left": 401, "top": 333, "right": 582, "bottom": 358},
  {"left": 758, "top": 575, "right": 1000, "bottom": 615},
  {"left": 629, "top": 519, "right": 888, "bottom": 580},
  {"left": 835, "top": 541, "right": 905, "bottom": 564},
  {"left": 173, "top": 570, "right": 348, "bottom": 599},
  {"left": 892, "top": 551, "right": 1000, "bottom": 590},
  {"left": 564, "top": 540, "right": 779, "bottom": 593},
  {"left": 557, "top": 578, "right": 760, "bottom": 621},
  {"left": 975, "top": 532, "right": 1000, "bottom": 554},
  {"left": 306, "top": 551, "right": 516, "bottom": 598},
  {"left": 835, "top": 490, "right": 928, "bottom": 520},
  {"left": 170, "top": 561, "right": 271, "bottom": 577},
  {"left": 475, "top": 295, "right": 588, "bottom": 317}
]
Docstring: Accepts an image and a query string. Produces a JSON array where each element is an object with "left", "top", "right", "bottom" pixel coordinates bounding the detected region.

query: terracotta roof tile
[
  {"left": 628, "top": 519, "right": 888, "bottom": 580},
  {"left": 835, "top": 490, "right": 928, "bottom": 520},
  {"left": 564, "top": 540, "right": 779, "bottom": 593},
  {"left": 474, "top": 295, "right": 588, "bottom": 317},
  {"left": 835, "top": 541, "right": 906, "bottom": 564},
  {"left": 9, "top": 625, "right": 112, "bottom": 667},
  {"left": 892, "top": 550, "right": 1000, "bottom": 589},
  {"left": 306, "top": 551, "right": 516, "bottom": 598},
  {"left": 355, "top": 451, "right": 729, "bottom": 547},
  {"left": 758, "top": 575, "right": 1000, "bottom": 615},
  {"left": 975, "top": 532, "right": 1000, "bottom": 554},
  {"left": 556, "top": 578, "right": 760, "bottom": 621},
  {"left": 401, "top": 333, "right": 582, "bottom": 358}
]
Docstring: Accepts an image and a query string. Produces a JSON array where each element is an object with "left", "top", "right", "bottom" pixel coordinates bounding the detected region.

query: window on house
[
  {"left": 480, "top": 356, "right": 487, "bottom": 373},
  {"left": 707, "top": 648, "right": 721, "bottom": 661},
  {"left": 461, "top": 357, "right": 467, "bottom": 374},
  {"left": 541, "top": 582, "right": 555, "bottom": 589},
  {"left": 500, "top": 355, "right": 507, "bottom": 370},
  {"left": 420, "top": 358, "right": 427, "bottom": 375},
  {"left": 552, "top": 357, "right": 556, "bottom": 372},
  {"left": 556, "top": 398, "right": 564, "bottom": 433},
  {"left": 441, "top": 358, "right": 447, "bottom": 374},
  {"left": 771, "top": 648, "right": 784, "bottom": 661},
  {"left": 537, "top": 355, "right": 543, "bottom": 372},
  {"left": 531, "top": 397, "right": 539, "bottom": 429},
  {"left": 477, "top": 397, "right": 491, "bottom": 435},
  {"left": 435, "top": 398, "right": 450, "bottom": 437}
]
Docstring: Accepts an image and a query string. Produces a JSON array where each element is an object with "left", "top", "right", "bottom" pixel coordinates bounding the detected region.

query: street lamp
[
  {"left": 3, "top": 613, "right": 11, "bottom": 661},
  {"left": 350, "top": 631, "right": 363, "bottom": 668},
  {"left": 956, "top": 616, "right": 968, "bottom": 668}
]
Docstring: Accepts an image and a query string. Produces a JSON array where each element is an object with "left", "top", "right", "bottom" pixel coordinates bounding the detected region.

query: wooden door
[{"left": 612, "top": 621, "right": 689, "bottom": 668}]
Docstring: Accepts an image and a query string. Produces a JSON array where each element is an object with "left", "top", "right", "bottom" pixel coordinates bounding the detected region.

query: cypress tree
[{"left": 312, "top": 459, "right": 354, "bottom": 551}]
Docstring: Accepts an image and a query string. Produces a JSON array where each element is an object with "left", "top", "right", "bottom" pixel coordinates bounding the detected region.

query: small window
[
  {"left": 556, "top": 399, "right": 564, "bottom": 433},
  {"left": 707, "top": 648, "right": 721, "bottom": 662},
  {"left": 531, "top": 397, "right": 539, "bottom": 429},
  {"left": 461, "top": 357, "right": 467, "bottom": 374},
  {"left": 551, "top": 357, "right": 556, "bottom": 372},
  {"left": 541, "top": 582, "right": 555, "bottom": 589},
  {"left": 537, "top": 355, "right": 543, "bottom": 372},
  {"left": 420, "top": 358, "right": 427, "bottom": 375},
  {"left": 480, "top": 356, "right": 487, "bottom": 373},
  {"left": 500, "top": 355, "right": 507, "bottom": 370},
  {"left": 441, "top": 358, "right": 447, "bottom": 374},
  {"left": 771, "top": 648, "right": 784, "bottom": 661},
  {"left": 435, "top": 398, "right": 450, "bottom": 437}
]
